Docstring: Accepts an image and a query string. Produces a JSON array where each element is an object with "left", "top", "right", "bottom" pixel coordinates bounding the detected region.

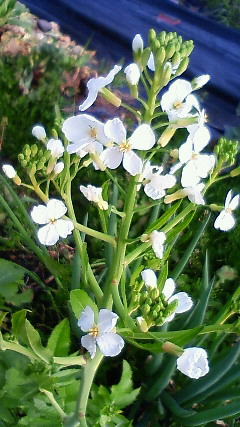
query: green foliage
[
  {"left": 87, "top": 360, "right": 140, "bottom": 426},
  {"left": 0, "top": 258, "right": 33, "bottom": 306},
  {"left": 70, "top": 289, "right": 98, "bottom": 318}
]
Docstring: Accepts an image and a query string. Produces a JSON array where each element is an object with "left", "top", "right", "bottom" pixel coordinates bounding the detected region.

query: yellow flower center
[
  {"left": 173, "top": 101, "right": 183, "bottom": 110},
  {"left": 89, "top": 127, "right": 97, "bottom": 139},
  {"left": 191, "top": 152, "right": 199, "bottom": 160},
  {"left": 119, "top": 141, "right": 131, "bottom": 152},
  {"left": 49, "top": 218, "right": 57, "bottom": 224},
  {"left": 89, "top": 325, "right": 99, "bottom": 338}
]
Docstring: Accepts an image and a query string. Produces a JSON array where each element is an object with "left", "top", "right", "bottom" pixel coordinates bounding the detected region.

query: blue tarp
[{"left": 21, "top": 0, "right": 240, "bottom": 133}]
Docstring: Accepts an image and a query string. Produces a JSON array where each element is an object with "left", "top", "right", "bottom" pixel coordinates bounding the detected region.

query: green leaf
[
  {"left": 166, "top": 211, "right": 195, "bottom": 243},
  {"left": 0, "top": 311, "right": 8, "bottom": 326},
  {"left": 0, "top": 258, "right": 25, "bottom": 286},
  {"left": 146, "top": 200, "right": 182, "bottom": 234},
  {"left": 12, "top": 309, "right": 30, "bottom": 345},
  {"left": 25, "top": 320, "right": 52, "bottom": 363},
  {"left": 70, "top": 289, "right": 98, "bottom": 319},
  {"left": 47, "top": 319, "right": 70, "bottom": 357},
  {"left": 111, "top": 360, "right": 140, "bottom": 408}
]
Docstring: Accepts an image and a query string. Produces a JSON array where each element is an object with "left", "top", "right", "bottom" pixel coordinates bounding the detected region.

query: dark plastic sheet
[{"left": 21, "top": 0, "right": 240, "bottom": 132}]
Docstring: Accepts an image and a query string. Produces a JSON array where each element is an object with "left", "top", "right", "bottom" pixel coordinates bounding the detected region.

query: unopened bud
[
  {"left": 142, "top": 304, "right": 151, "bottom": 316},
  {"left": 174, "top": 57, "right": 189, "bottom": 77},
  {"left": 2, "top": 164, "right": 17, "bottom": 179},
  {"left": 124, "top": 63, "right": 140, "bottom": 85},
  {"left": 53, "top": 161, "right": 64, "bottom": 175},
  {"left": 157, "top": 126, "right": 176, "bottom": 147},
  {"left": 172, "top": 52, "right": 181, "bottom": 67},
  {"left": 132, "top": 34, "right": 144, "bottom": 53},
  {"left": 230, "top": 166, "right": 240, "bottom": 177},
  {"left": 136, "top": 316, "right": 149, "bottom": 332},
  {"left": 32, "top": 125, "right": 46, "bottom": 141},
  {"left": 141, "top": 47, "right": 151, "bottom": 68},
  {"left": 162, "top": 62, "right": 172, "bottom": 86},
  {"left": 31, "top": 144, "right": 38, "bottom": 157},
  {"left": 155, "top": 47, "right": 166, "bottom": 68},
  {"left": 148, "top": 29, "right": 156, "bottom": 46},
  {"left": 162, "top": 341, "right": 183, "bottom": 357},
  {"left": 165, "top": 42, "right": 175, "bottom": 59},
  {"left": 100, "top": 88, "right": 121, "bottom": 107}
]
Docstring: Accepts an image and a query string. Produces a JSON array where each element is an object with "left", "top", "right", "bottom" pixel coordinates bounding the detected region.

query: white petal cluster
[
  {"left": 143, "top": 166, "right": 177, "bottom": 200},
  {"left": 177, "top": 347, "right": 209, "bottom": 379},
  {"left": 150, "top": 230, "right": 166, "bottom": 259},
  {"left": 161, "top": 79, "right": 200, "bottom": 122},
  {"left": 179, "top": 126, "right": 215, "bottom": 187},
  {"left": 182, "top": 183, "right": 205, "bottom": 205},
  {"left": 124, "top": 63, "right": 141, "bottom": 85},
  {"left": 32, "top": 125, "right": 46, "bottom": 140},
  {"left": 47, "top": 139, "right": 64, "bottom": 159},
  {"left": 214, "top": 190, "right": 240, "bottom": 231},
  {"left": 100, "top": 118, "right": 155, "bottom": 176},
  {"left": 62, "top": 114, "right": 108, "bottom": 156},
  {"left": 79, "top": 65, "right": 122, "bottom": 111},
  {"left": 78, "top": 306, "right": 124, "bottom": 358},
  {"left": 141, "top": 269, "right": 193, "bottom": 323},
  {"left": 30, "top": 199, "right": 74, "bottom": 245},
  {"left": 2, "top": 164, "right": 17, "bottom": 179},
  {"left": 80, "top": 184, "right": 108, "bottom": 210}
]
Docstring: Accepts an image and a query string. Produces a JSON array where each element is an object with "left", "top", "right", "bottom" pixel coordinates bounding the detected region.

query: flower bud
[
  {"left": 148, "top": 29, "right": 156, "bottom": 46},
  {"left": 32, "top": 125, "right": 46, "bottom": 141},
  {"left": 53, "top": 161, "right": 64, "bottom": 175},
  {"left": 165, "top": 42, "right": 175, "bottom": 59},
  {"left": 36, "top": 161, "right": 45, "bottom": 171},
  {"left": 172, "top": 51, "right": 181, "bottom": 67},
  {"left": 191, "top": 74, "right": 210, "bottom": 90},
  {"left": 124, "top": 63, "right": 140, "bottom": 85},
  {"left": 24, "top": 145, "right": 31, "bottom": 157},
  {"left": 155, "top": 47, "right": 166, "bottom": 68},
  {"left": 230, "top": 166, "right": 240, "bottom": 177},
  {"left": 2, "top": 164, "right": 17, "bottom": 178},
  {"left": 164, "top": 299, "right": 179, "bottom": 317},
  {"left": 136, "top": 316, "right": 149, "bottom": 332},
  {"left": 174, "top": 57, "right": 189, "bottom": 77},
  {"left": 157, "top": 126, "right": 176, "bottom": 147},
  {"left": 162, "top": 62, "right": 172, "bottom": 86},
  {"left": 100, "top": 88, "right": 121, "bottom": 107},
  {"left": 132, "top": 34, "right": 144, "bottom": 52},
  {"left": 158, "top": 31, "right": 166, "bottom": 45},
  {"left": 141, "top": 47, "right": 151, "bottom": 68},
  {"left": 31, "top": 144, "right": 38, "bottom": 157},
  {"left": 150, "top": 288, "right": 160, "bottom": 300},
  {"left": 142, "top": 304, "right": 151, "bottom": 316},
  {"left": 162, "top": 341, "right": 183, "bottom": 357}
]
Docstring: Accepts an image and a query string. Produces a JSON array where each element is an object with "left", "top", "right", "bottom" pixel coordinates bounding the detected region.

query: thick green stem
[{"left": 64, "top": 352, "right": 103, "bottom": 427}]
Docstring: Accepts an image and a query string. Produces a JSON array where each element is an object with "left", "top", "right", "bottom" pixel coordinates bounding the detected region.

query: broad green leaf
[
  {"left": 47, "top": 319, "right": 70, "bottom": 357},
  {"left": 25, "top": 320, "right": 52, "bottom": 363},
  {"left": 146, "top": 200, "right": 182, "bottom": 233},
  {"left": 0, "top": 404, "right": 15, "bottom": 423},
  {"left": 12, "top": 309, "right": 30, "bottom": 345},
  {"left": 9, "top": 288, "right": 33, "bottom": 306},
  {"left": 70, "top": 289, "right": 98, "bottom": 319},
  {"left": 0, "top": 258, "right": 25, "bottom": 286}
]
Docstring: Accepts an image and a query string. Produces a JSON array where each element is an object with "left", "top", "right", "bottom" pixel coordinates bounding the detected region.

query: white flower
[
  {"left": 132, "top": 34, "right": 144, "bottom": 52},
  {"left": 100, "top": 118, "right": 155, "bottom": 176},
  {"left": 80, "top": 184, "right": 108, "bottom": 210},
  {"left": 2, "top": 164, "right": 17, "bottom": 178},
  {"left": 214, "top": 190, "right": 240, "bottom": 231},
  {"left": 141, "top": 269, "right": 157, "bottom": 288},
  {"left": 191, "top": 74, "right": 210, "bottom": 90},
  {"left": 144, "top": 170, "right": 177, "bottom": 200},
  {"left": 78, "top": 306, "right": 124, "bottom": 358},
  {"left": 177, "top": 347, "right": 209, "bottom": 379},
  {"left": 162, "top": 278, "right": 193, "bottom": 322},
  {"left": 62, "top": 114, "right": 108, "bottom": 155},
  {"left": 141, "top": 270, "right": 193, "bottom": 322},
  {"left": 32, "top": 125, "right": 46, "bottom": 140},
  {"left": 124, "top": 63, "right": 141, "bottom": 85},
  {"left": 150, "top": 230, "right": 166, "bottom": 259},
  {"left": 182, "top": 183, "right": 205, "bottom": 205},
  {"left": 179, "top": 126, "right": 215, "bottom": 187},
  {"left": 79, "top": 65, "right": 122, "bottom": 111},
  {"left": 47, "top": 139, "right": 64, "bottom": 159},
  {"left": 53, "top": 161, "right": 64, "bottom": 175},
  {"left": 161, "top": 79, "right": 199, "bottom": 122},
  {"left": 30, "top": 199, "right": 74, "bottom": 245}
]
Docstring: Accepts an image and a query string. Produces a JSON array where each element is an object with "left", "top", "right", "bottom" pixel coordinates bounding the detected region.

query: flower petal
[
  {"left": 192, "top": 126, "right": 211, "bottom": 153},
  {"left": 46, "top": 199, "right": 67, "bottom": 220},
  {"left": 96, "top": 332, "right": 124, "bottom": 357},
  {"left": 177, "top": 347, "right": 209, "bottom": 379},
  {"left": 214, "top": 211, "right": 236, "bottom": 231},
  {"left": 162, "top": 278, "right": 176, "bottom": 300},
  {"left": 141, "top": 269, "right": 157, "bottom": 288},
  {"left": 55, "top": 219, "right": 74, "bottom": 238},
  {"left": 38, "top": 224, "right": 59, "bottom": 246},
  {"left": 81, "top": 334, "right": 96, "bottom": 358},
  {"left": 98, "top": 309, "right": 118, "bottom": 333},
  {"left": 104, "top": 118, "right": 126, "bottom": 144},
  {"left": 168, "top": 292, "right": 193, "bottom": 313},
  {"left": 229, "top": 194, "right": 240, "bottom": 211},
  {"left": 100, "top": 147, "right": 123, "bottom": 169},
  {"left": 150, "top": 230, "right": 166, "bottom": 259},
  {"left": 181, "top": 162, "right": 200, "bottom": 188},
  {"left": 129, "top": 124, "right": 155, "bottom": 150},
  {"left": 31, "top": 205, "right": 48, "bottom": 225},
  {"left": 78, "top": 306, "right": 95, "bottom": 332},
  {"left": 123, "top": 150, "right": 143, "bottom": 176}
]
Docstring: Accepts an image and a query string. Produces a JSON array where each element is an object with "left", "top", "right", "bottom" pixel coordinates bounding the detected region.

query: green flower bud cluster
[
  {"left": 214, "top": 138, "right": 238, "bottom": 166},
  {"left": 139, "top": 286, "right": 178, "bottom": 328},
  {"left": 147, "top": 29, "right": 193, "bottom": 84},
  {"left": 18, "top": 143, "right": 51, "bottom": 173}
]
